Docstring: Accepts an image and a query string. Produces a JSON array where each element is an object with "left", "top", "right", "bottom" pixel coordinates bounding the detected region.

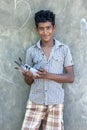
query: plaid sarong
[{"left": 21, "top": 100, "right": 64, "bottom": 130}]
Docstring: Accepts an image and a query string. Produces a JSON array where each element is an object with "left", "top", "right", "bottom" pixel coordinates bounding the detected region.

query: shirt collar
[
  {"left": 35, "top": 38, "right": 64, "bottom": 49},
  {"left": 54, "top": 39, "right": 64, "bottom": 49},
  {"left": 36, "top": 40, "right": 41, "bottom": 49}
]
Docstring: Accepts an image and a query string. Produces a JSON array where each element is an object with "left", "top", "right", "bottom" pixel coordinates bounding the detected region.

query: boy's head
[{"left": 34, "top": 10, "right": 55, "bottom": 28}]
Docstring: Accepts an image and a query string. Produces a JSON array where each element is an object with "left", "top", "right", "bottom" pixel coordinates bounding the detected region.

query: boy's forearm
[
  {"left": 46, "top": 72, "right": 74, "bottom": 83},
  {"left": 37, "top": 66, "right": 74, "bottom": 83}
]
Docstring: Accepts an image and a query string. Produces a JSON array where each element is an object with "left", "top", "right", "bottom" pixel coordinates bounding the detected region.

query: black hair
[{"left": 34, "top": 10, "right": 55, "bottom": 28}]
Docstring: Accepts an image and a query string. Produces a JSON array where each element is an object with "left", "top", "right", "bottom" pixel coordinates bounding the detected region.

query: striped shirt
[{"left": 26, "top": 39, "right": 74, "bottom": 105}]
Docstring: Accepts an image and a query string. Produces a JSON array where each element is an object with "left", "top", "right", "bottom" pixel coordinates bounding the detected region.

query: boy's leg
[
  {"left": 21, "top": 100, "right": 47, "bottom": 130},
  {"left": 42, "top": 104, "right": 64, "bottom": 130}
]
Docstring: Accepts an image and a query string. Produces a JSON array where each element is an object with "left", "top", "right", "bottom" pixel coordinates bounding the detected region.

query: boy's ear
[
  {"left": 54, "top": 25, "right": 56, "bottom": 30},
  {"left": 35, "top": 27, "right": 38, "bottom": 32}
]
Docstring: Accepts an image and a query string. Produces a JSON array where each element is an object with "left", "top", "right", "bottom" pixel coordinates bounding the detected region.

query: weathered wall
[{"left": 0, "top": 0, "right": 87, "bottom": 130}]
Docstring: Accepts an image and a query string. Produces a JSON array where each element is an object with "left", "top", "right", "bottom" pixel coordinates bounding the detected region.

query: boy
[{"left": 21, "top": 10, "right": 74, "bottom": 130}]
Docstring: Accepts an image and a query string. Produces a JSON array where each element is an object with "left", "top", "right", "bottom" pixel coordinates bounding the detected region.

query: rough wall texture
[{"left": 0, "top": 0, "right": 87, "bottom": 130}]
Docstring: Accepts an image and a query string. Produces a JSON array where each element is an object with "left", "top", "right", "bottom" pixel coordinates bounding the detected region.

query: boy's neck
[{"left": 40, "top": 39, "right": 55, "bottom": 48}]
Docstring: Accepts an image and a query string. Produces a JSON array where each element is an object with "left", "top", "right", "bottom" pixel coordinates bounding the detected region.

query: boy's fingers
[
  {"left": 38, "top": 68, "right": 44, "bottom": 72},
  {"left": 22, "top": 70, "right": 28, "bottom": 75}
]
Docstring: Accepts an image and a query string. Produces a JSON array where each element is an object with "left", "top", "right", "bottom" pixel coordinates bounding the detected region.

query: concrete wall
[{"left": 0, "top": 0, "right": 87, "bottom": 130}]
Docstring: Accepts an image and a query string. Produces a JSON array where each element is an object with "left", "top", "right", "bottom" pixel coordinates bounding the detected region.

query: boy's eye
[
  {"left": 38, "top": 26, "right": 52, "bottom": 31},
  {"left": 47, "top": 26, "right": 51, "bottom": 30},
  {"left": 39, "top": 28, "right": 44, "bottom": 31}
]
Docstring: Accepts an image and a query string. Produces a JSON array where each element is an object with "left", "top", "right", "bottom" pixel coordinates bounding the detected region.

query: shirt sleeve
[
  {"left": 25, "top": 47, "right": 33, "bottom": 67},
  {"left": 64, "top": 46, "right": 74, "bottom": 67}
]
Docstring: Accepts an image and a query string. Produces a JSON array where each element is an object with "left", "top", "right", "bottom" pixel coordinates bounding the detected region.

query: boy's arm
[{"left": 37, "top": 66, "right": 74, "bottom": 83}]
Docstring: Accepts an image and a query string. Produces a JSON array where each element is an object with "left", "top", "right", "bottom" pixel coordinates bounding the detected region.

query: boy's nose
[{"left": 43, "top": 28, "right": 48, "bottom": 34}]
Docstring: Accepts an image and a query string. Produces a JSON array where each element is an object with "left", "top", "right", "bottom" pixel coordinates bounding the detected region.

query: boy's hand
[
  {"left": 36, "top": 68, "right": 48, "bottom": 79},
  {"left": 21, "top": 68, "right": 49, "bottom": 83},
  {"left": 22, "top": 70, "right": 34, "bottom": 85},
  {"left": 22, "top": 70, "right": 33, "bottom": 77}
]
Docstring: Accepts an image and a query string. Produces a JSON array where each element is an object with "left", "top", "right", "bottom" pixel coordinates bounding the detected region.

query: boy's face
[{"left": 36, "top": 21, "right": 56, "bottom": 42}]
